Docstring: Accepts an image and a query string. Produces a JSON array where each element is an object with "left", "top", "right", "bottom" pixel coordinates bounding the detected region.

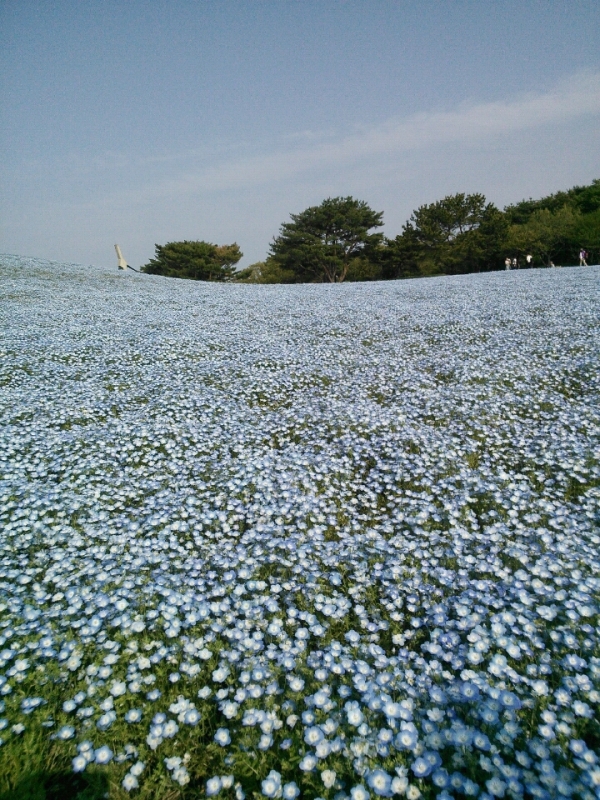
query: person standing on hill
[
  {"left": 526, "top": 254, "right": 533, "bottom": 267},
  {"left": 580, "top": 249, "right": 588, "bottom": 266},
  {"left": 505, "top": 257, "right": 511, "bottom": 270}
]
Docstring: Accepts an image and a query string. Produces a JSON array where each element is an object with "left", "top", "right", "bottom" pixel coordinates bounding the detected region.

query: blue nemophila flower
[
  {"left": 258, "top": 733, "right": 273, "bottom": 750},
  {"left": 94, "top": 746, "right": 113, "bottom": 764},
  {"left": 316, "top": 739, "right": 333, "bottom": 758},
  {"left": 206, "top": 776, "right": 222, "bottom": 796},
  {"left": 459, "top": 681, "right": 479, "bottom": 701},
  {"left": 214, "top": 728, "right": 231, "bottom": 746},
  {"left": 282, "top": 781, "right": 300, "bottom": 799},
  {"left": 473, "top": 731, "right": 491, "bottom": 750},
  {"left": 321, "top": 769, "right": 336, "bottom": 788},
  {"left": 171, "top": 766, "right": 190, "bottom": 787},
  {"left": 146, "top": 730, "right": 163, "bottom": 750},
  {"left": 411, "top": 757, "right": 434, "bottom": 778},
  {"left": 122, "top": 774, "right": 139, "bottom": 791},
  {"left": 486, "top": 776, "right": 507, "bottom": 797},
  {"left": 97, "top": 711, "right": 116, "bottom": 730},
  {"left": 570, "top": 739, "right": 588, "bottom": 756},
  {"left": 431, "top": 768, "right": 450, "bottom": 788},
  {"left": 313, "top": 688, "right": 331, "bottom": 707},
  {"left": 261, "top": 770, "right": 282, "bottom": 797},
  {"left": 367, "top": 769, "right": 392, "bottom": 796},
  {"left": 77, "top": 741, "right": 94, "bottom": 758},
  {"left": 304, "top": 725, "right": 324, "bottom": 745},
  {"left": 72, "top": 755, "right": 88, "bottom": 773},
  {"left": 345, "top": 700, "right": 364, "bottom": 727},
  {"left": 2, "top": 257, "right": 600, "bottom": 796},
  {"left": 21, "top": 696, "right": 45, "bottom": 713},
  {"left": 55, "top": 725, "right": 75, "bottom": 740},
  {"left": 163, "top": 719, "right": 179, "bottom": 738},
  {"left": 183, "top": 708, "right": 201, "bottom": 725},
  {"left": 125, "top": 708, "right": 142, "bottom": 723},
  {"left": 391, "top": 774, "right": 409, "bottom": 795},
  {"left": 212, "top": 666, "right": 229, "bottom": 682},
  {"left": 499, "top": 690, "right": 521, "bottom": 709},
  {"left": 395, "top": 722, "right": 419, "bottom": 750},
  {"left": 382, "top": 700, "right": 402, "bottom": 719},
  {"left": 299, "top": 753, "right": 318, "bottom": 771},
  {"left": 220, "top": 700, "right": 238, "bottom": 719}
]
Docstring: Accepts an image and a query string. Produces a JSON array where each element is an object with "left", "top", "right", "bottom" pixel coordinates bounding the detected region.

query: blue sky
[{"left": 2, "top": 0, "right": 600, "bottom": 270}]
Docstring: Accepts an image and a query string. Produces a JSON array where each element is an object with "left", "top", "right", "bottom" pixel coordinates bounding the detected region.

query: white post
[{"left": 114, "top": 244, "right": 128, "bottom": 270}]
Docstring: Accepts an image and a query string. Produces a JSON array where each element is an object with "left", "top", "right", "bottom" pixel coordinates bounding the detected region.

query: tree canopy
[
  {"left": 268, "top": 196, "right": 384, "bottom": 283},
  {"left": 389, "top": 193, "right": 507, "bottom": 276},
  {"left": 505, "top": 206, "right": 582, "bottom": 266},
  {"left": 141, "top": 241, "right": 242, "bottom": 281},
  {"left": 140, "top": 179, "right": 599, "bottom": 285},
  {"left": 504, "top": 178, "right": 600, "bottom": 224},
  {"left": 377, "top": 182, "right": 599, "bottom": 279}
]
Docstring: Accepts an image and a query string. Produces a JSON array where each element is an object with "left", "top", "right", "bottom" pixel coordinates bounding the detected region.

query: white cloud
[{"left": 103, "top": 70, "right": 600, "bottom": 205}]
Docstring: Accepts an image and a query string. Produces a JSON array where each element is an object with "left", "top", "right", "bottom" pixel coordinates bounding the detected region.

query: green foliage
[
  {"left": 236, "top": 260, "right": 296, "bottom": 284},
  {"left": 573, "top": 208, "right": 600, "bottom": 264},
  {"left": 408, "top": 192, "right": 491, "bottom": 247},
  {"left": 382, "top": 180, "right": 598, "bottom": 278},
  {"left": 381, "top": 228, "right": 423, "bottom": 279},
  {"left": 141, "top": 241, "right": 242, "bottom": 281},
  {"left": 506, "top": 205, "right": 581, "bottom": 266},
  {"left": 269, "top": 196, "right": 384, "bottom": 283},
  {"left": 504, "top": 178, "right": 600, "bottom": 224},
  {"left": 573, "top": 179, "right": 600, "bottom": 214},
  {"left": 345, "top": 255, "right": 383, "bottom": 282},
  {"left": 0, "top": 771, "right": 108, "bottom": 800},
  {"left": 503, "top": 179, "right": 600, "bottom": 266},
  {"left": 232, "top": 262, "right": 261, "bottom": 282},
  {"left": 394, "top": 193, "right": 507, "bottom": 276},
  {"left": 143, "top": 180, "right": 599, "bottom": 286}
]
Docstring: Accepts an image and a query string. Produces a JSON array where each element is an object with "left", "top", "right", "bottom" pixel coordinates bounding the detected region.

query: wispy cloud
[{"left": 116, "top": 71, "right": 600, "bottom": 204}]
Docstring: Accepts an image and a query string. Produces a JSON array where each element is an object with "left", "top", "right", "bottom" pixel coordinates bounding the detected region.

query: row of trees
[{"left": 141, "top": 179, "right": 599, "bottom": 283}]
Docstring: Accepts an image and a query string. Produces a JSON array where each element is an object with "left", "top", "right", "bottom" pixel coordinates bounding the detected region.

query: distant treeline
[{"left": 141, "top": 179, "right": 600, "bottom": 283}]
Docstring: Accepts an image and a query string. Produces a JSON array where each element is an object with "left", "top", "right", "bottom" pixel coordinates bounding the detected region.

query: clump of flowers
[{"left": 0, "top": 254, "right": 598, "bottom": 798}]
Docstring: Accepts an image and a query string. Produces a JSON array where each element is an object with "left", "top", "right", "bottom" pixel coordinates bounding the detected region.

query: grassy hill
[{"left": 1, "top": 255, "right": 599, "bottom": 799}]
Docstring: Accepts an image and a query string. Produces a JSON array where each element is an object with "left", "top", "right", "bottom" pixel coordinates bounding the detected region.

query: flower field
[{"left": 0, "top": 254, "right": 599, "bottom": 800}]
